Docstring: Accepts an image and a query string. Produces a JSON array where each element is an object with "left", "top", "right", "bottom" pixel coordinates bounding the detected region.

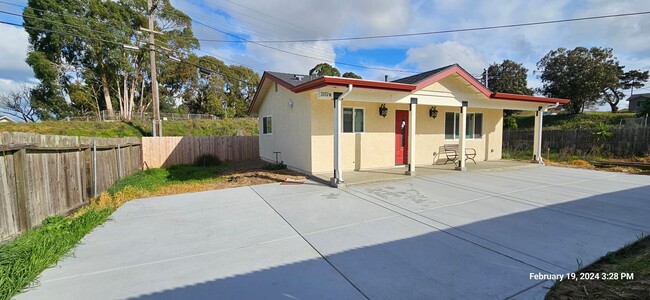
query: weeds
[
  {"left": 0, "top": 209, "right": 113, "bottom": 299},
  {"left": 263, "top": 161, "right": 287, "bottom": 170},
  {"left": 0, "top": 119, "right": 258, "bottom": 138}
]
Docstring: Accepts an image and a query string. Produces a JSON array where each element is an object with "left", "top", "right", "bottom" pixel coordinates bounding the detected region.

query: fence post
[
  {"left": 13, "top": 148, "right": 30, "bottom": 231},
  {"left": 83, "top": 145, "right": 92, "bottom": 200},
  {"left": 93, "top": 140, "right": 97, "bottom": 197},
  {"left": 117, "top": 144, "right": 122, "bottom": 179}
]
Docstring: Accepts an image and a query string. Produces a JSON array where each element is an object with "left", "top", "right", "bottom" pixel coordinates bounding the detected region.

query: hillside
[
  {"left": 0, "top": 119, "right": 259, "bottom": 138},
  {"left": 511, "top": 112, "right": 637, "bottom": 129}
]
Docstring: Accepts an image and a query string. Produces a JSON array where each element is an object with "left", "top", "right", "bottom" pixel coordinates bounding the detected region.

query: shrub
[
  {"left": 263, "top": 161, "right": 287, "bottom": 170},
  {"left": 194, "top": 154, "right": 222, "bottom": 166},
  {"left": 504, "top": 115, "right": 518, "bottom": 129}
]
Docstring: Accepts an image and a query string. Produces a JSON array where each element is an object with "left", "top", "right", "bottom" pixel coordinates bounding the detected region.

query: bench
[{"left": 442, "top": 144, "right": 477, "bottom": 166}]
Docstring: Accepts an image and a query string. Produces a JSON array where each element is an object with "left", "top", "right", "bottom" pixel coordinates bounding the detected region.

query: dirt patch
[{"left": 151, "top": 169, "right": 307, "bottom": 197}]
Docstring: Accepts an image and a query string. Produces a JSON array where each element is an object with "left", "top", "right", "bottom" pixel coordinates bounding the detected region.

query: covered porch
[{"left": 313, "top": 160, "right": 535, "bottom": 186}]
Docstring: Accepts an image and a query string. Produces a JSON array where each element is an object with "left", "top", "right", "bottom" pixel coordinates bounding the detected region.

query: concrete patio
[
  {"left": 312, "top": 160, "right": 535, "bottom": 186},
  {"left": 15, "top": 165, "right": 650, "bottom": 299}
]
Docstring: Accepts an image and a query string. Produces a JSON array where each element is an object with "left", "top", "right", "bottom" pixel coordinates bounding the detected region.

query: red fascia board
[
  {"left": 491, "top": 92, "right": 570, "bottom": 104},
  {"left": 413, "top": 65, "right": 492, "bottom": 97},
  {"left": 293, "top": 76, "right": 415, "bottom": 93}
]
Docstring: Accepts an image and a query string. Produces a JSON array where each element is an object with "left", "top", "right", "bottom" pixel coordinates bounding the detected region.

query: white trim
[
  {"left": 262, "top": 115, "right": 273, "bottom": 135},
  {"left": 342, "top": 106, "right": 366, "bottom": 133},
  {"left": 444, "top": 112, "right": 483, "bottom": 141}
]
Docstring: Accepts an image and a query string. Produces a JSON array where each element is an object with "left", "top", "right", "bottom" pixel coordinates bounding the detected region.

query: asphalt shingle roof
[
  {"left": 391, "top": 64, "right": 456, "bottom": 84},
  {"left": 267, "top": 71, "right": 319, "bottom": 87}
]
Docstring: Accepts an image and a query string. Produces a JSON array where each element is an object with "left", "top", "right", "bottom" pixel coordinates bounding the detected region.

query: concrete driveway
[{"left": 16, "top": 166, "right": 650, "bottom": 299}]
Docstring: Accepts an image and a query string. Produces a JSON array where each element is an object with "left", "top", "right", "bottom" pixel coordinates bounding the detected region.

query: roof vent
[{"left": 294, "top": 75, "right": 303, "bottom": 81}]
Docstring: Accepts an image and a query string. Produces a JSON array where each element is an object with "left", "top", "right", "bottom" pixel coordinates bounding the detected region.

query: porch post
[
  {"left": 406, "top": 98, "right": 418, "bottom": 176},
  {"left": 330, "top": 85, "right": 353, "bottom": 187},
  {"left": 331, "top": 96, "right": 343, "bottom": 185},
  {"left": 406, "top": 98, "right": 417, "bottom": 175},
  {"left": 456, "top": 101, "right": 468, "bottom": 171},
  {"left": 532, "top": 106, "right": 544, "bottom": 164}
]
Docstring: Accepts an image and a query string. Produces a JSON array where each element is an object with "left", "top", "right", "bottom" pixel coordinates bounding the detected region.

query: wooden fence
[
  {"left": 142, "top": 136, "right": 259, "bottom": 168},
  {"left": 0, "top": 133, "right": 141, "bottom": 241},
  {"left": 503, "top": 127, "right": 650, "bottom": 157}
]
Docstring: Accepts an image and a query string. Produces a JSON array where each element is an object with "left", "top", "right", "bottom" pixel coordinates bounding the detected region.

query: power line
[
  {"left": 0, "top": 1, "right": 267, "bottom": 74},
  {"left": 180, "top": 5, "right": 336, "bottom": 59},
  {"left": 198, "top": 10, "right": 650, "bottom": 43},
  {"left": 0, "top": 9, "right": 127, "bottom": 41},
  {"left": 0, "top": 20, "right": 256, "bottom": 86},
  {"left": 190, "top": 18, "right": 419, "bottom": 74}
]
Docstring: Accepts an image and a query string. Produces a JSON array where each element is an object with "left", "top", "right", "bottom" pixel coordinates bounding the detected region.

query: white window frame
[
  {"left": 262, "top": 115, "right": 272, "bottom": 135},
  {"left": 342, "top": 107, "right": 365, "bottom": 133},
  {"left": 444, "top": 112, "right": 483, "bottom": 140}
]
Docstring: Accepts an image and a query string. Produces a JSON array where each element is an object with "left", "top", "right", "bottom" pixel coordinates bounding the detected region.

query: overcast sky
[{"left": 1, "top": 0, "right": 650, "bottom": 103}]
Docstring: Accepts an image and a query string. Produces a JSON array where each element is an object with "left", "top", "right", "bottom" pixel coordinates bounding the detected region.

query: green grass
[
  {"left": 546, "top": 235, "right": 650, "bottom": 299},
  {"left": 0, "top": 209, "right": 114, "bottom": 300},
  {"left": 107, "top": 164, "right": 228, "bottom": 195},
  {"left": 0, "top": 163, "right": 229, "bottom": 300},
  {"left": 0, "top": 119, "right": 259, "bottom": 138},
  {"left": 512, "top": 112, "right": 636, "bottom": 129}
]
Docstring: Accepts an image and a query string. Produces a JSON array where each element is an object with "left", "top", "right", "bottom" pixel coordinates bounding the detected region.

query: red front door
[{"left": 395, "top": 110, "right": 409, "bottom": 165}]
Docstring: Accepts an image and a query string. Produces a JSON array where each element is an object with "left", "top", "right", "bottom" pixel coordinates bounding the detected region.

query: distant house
[
  {"left": 248, "top": 64, "right": 569, "bottom": 186},
  {"left": 627, "top": 93, "right": 650, "bottom": 113},
  {"left": 0, "top": 116, "right": 16, "bottom": 123}
]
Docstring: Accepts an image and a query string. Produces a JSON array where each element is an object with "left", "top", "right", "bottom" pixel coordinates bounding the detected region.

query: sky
[{"left": 1, "top": 0, "right": 650, "bottom": 110}]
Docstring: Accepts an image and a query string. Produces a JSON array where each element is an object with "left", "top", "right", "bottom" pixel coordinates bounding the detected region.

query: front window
[
  {"left": 445, "top": 112, "right": 482, "bottom": 139},
  {"left": 343, "top": 107, "right": 364, "bottom": 133}
]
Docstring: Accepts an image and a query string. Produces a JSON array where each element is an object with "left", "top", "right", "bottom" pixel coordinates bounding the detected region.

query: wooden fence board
[
  {"left": 142, "top": 136, "right": 260, "bottom": 168},
  {"left": 0, "top": 133, "right": 141, "bottom": 241},
  {"left": 503, "top": 127, "right": 650, "bottom": 157}
]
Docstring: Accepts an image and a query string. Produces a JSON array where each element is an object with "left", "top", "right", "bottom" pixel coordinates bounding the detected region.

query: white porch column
[
  {"left": 331, "top": 85, "right": 353, "bottom": 187},
  {"left": 406, "top": 98, "right": 417, "bottom": 175},
  {"left": 532, "top": 106, "right": 544, "bottom": 164},
  {"left": 456, "top": 101, "right": 468, "bottom": 171}
]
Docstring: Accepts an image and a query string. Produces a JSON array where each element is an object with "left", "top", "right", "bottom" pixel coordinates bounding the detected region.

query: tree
[
  {"left": 342, "top": 72, "right": 362, "bottom": 79},
  {"left": 621, "top": 70, "right": 649, "bottom": 96},
  {"left": 222, "top": 65, "right": 260, "bottom": 117},
  {"left": 309, "top": 63, "right": 340, "bottom": 77},
  {"left": 537, "top": 47, "right": 621, "bottom": 114},
  {"left": 23, "top": 0, "right": 198, "bottom": 120},
  {"left": 599, "top": 69, "right": 648, "bottom": 113},
  {"left": 0, "top": 84, "right": 38, "bottom": 122},
  {"left": 483, "top": 60, "right": 533, "bottom": 95}
]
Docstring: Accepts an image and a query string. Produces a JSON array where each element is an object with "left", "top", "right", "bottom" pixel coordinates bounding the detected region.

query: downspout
[{"left": 333, "top": 84, "right": 353, "bottom": 186}]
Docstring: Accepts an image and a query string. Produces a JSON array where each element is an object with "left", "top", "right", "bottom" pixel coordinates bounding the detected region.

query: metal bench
[{"left": 442, "top": 144, "right": 477, "bottom": 166}]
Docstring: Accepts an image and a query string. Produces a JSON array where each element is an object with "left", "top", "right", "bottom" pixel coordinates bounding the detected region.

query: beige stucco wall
[
  {"left": 255, "top": 74, "right": 524, "bottom": 175},
  {"left": 310, "top": 98, "right": 504, "bottom": 174},
  {"left": 257, "top": 84, "right": 313, "bottom": 173}
]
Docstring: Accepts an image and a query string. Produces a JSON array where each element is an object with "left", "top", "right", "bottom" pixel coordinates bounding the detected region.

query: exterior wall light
[
  {"left": 379, "top": 104, "right": 388, "bottom": 117},
  {"left": 429, "top": 106, "right": 438, "bottom": 119}
]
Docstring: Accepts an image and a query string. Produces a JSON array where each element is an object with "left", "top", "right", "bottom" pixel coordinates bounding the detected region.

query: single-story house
[
  {"left": 248, "top": 64, "right": 570, "bottom": 186},
  {"left": 0, "top": 115, "right": 16, "bottom": 123},
  {"left": 627, "top": 93, "right": 650, "bottom": 113}
]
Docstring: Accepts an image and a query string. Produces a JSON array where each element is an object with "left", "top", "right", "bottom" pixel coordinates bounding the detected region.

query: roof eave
[{"left": 490, "top": 92, "right": 570, "bottom": 104}]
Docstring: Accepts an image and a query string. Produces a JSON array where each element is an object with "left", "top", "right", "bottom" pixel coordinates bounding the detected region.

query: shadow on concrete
[{"left": 126, "top": 184, "right": 650, "bottom": 300}]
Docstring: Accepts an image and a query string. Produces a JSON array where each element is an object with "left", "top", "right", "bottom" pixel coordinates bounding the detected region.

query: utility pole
[{"left": 147, "top": 0, "right": 162, "bottom": 137}]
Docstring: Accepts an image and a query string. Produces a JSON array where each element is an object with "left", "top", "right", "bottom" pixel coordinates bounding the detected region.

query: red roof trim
[
  {"left": 292, "top": 76, "right": 416, "bottom": 93},
  {"left": 249, "top": 70, "right": 571, "bottom": 115},
  {"left": 491, "top": 92, "right": 570, "bottom": 104},
  {"left": 413, "top": 65, "right": 492, "bottom": 97}
]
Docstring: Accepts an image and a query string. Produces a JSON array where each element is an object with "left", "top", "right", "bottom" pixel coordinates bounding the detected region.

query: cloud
[
  {"left": 0, "top": 23, "right": 34, "bottom": 81},
  {"left": 403, "top": 41, "right": 486, "bottom": 74}
]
